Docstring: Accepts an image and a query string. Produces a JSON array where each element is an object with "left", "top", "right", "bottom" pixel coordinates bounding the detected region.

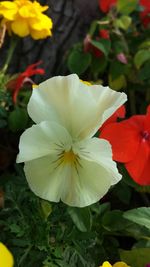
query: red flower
[
  {"left": 99, "top": 0, "right": 117, "bottom": 13},
  {"left": 7, "top": 61, "right": 45, "bottom": 103},
  {"left": 99, "top": 29, "right": 110, "bottom": 39},
  {"left": 100, "top": 105, "right": 126, "bottom": 131},
  {"left": 140, "top": 0, "right": 150, "bottom": 28},
  {"left": 100, "top": 106, "right": 150, "bottom": 185},
  {"left": 83, "top": 31, "right": 110, "bottom": 58},
  {"left": 83, "top": 34, "right": 103, "bottom": 58}
]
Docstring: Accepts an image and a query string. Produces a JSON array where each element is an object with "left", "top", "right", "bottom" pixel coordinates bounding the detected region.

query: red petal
[
  {"left": 144, "top": 106, "right": 150, "bottom": 132},
  {"left": 100, "top": 105, "right": 126, "bottom": 130},
  {"left": 146, "top": 105, "right": 150, "bottom": 115},
  {"left": 140, "top": 0, "right": 150, "bottom": 27},
  {"left": 23, "top": 61, "right": 45, "bottom": 77},
  {"left": 125, "top": 140, "right": 150, "bottom": 185},
  {"left": 99, "top": 0, "right": 117, "bottom": 13},
  {"left": 100, "top": 120, "right": 141, "bottom": 162},
  {"left": 99, "top": 29, "right": 110, "bottom": 39}
]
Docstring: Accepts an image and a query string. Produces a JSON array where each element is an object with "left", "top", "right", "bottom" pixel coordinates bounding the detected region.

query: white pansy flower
[{"left": 17, "top": 74, "right": 127, "bottom": 207}]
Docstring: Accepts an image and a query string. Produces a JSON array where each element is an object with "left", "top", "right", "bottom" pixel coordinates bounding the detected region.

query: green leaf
[
  {"left": 134, "top": 49, "right": 150, "bottom": 69},
  {"left": 89, "top": 20, "right": 98, "bottom": 36},
  {"left": 109, "top": 61, "right": 130, "bottom": 80},
  {"left": 41, "top": 200, "right": 52, "bottom": 220},
  {"left": 67, "top": 207, "right": 92, "bottom": 232},
  {"left": 0, "top": 119, "right": 7, "bottom": 128},
  {"left": 117, "top": 0, "right": 138, "bottom": 15},
  {"left": 115, "top": 16, "right": 132, "bottom": 30},
  {"left": 112, "top": 180, "right": 132, "bottom": 204},
  {"left": 91, "top": 56, "right": 107, "bottom": 78},
  {"left": 109, "top": 74, "right": 126, "bottom": 90},
  {"left": 139, "top": 40, "right": 150, "bottom": 49},
  {"left": 102, "top": 210, "right": 130, "bottom": 232},
  {"left": 8, "top": 107, "right": 28, "bottom": 132},
  {"left": 120, "top": 248, "right": 150, "bottom": 267},
  {"left": 91, "top": 39, "right": 111, "bottom": 57},
  {"left": 139, "top": 60, "right": 150, "bottom": 80},
  {"left": 123, "top": 207, "right": 150, "bottom": 230},
  {"left": 67, "top": 50, "right": 92, "bottom": 75}
]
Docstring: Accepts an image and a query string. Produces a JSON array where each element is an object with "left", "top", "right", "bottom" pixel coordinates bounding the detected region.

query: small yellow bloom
[
  {"left": 101, "top": 261, "right": 112, "bottom": 267},
  {"left": 100, "top": 261, "right": 130, "bottom": 267},
  {"left": 0, "top": 0, "right": 53, "bottom": 39},
  {"left": 113, "top": 262, "right": 130, "bottom": 267},
  {"left": 0, "top": 243, "right": 14, "bottom": 267}
]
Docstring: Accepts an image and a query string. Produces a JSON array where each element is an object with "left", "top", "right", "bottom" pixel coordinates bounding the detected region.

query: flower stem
[
  {"left": 18, "top": 245, "right": 32, "bottom": 267},
  {"left": 1, "top": 37, "right": 18, "bottom": 74},
  {"left": 129, "top": 89, "right": 136, "bottom": 115}
]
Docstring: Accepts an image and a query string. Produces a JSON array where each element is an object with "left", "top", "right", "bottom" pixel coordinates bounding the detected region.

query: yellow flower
[
  {"left": 100, "top": 261, "right": 112, "bottom": 267},
  {"left": 100, "top": 261, "right": 130, "bottom": 267},
  {"left": 113, "top": 262, "right": 130, "bottom": 267},
  {"left": 0, "top": 0, "right": 53, "bottom": 39},
  {"left": 0, "top": 243, "right": 14, "bottom": 267}
]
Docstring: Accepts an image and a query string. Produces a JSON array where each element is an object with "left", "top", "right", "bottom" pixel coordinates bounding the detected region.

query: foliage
[{"left": 67, "top": 0, "right": 150, "bottom": 114}]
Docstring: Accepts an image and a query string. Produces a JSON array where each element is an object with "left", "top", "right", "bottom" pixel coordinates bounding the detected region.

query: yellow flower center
[{"left": 63, "top": 150, "right": 76, "bottom": 164}]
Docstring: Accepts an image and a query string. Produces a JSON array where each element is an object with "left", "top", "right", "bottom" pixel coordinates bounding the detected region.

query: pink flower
[{"left": 117, "top": 53, "right": 128, "bottom": 64}]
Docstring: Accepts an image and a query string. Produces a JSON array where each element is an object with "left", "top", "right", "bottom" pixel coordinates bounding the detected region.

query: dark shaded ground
[{"left": 1, "top": 0, "right": 100, "bottom": 81}]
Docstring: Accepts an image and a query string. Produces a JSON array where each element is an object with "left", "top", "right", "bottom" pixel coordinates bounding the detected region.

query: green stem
[
  {"left": 129, "top": 89, "right": 136, "bottom": 115},
  {"left": 1, "top": 37, "right": 18, "bottom": 74},
  {"left": 18, "top": 245, "right": 32, "bottom": 267}
]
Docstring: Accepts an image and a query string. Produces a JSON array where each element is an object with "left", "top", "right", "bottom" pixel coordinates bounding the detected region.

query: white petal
[
  {"left": 28, "top": 74, "right": 127, "bottom": 140},
  {"left": 74, "top": 137, "right": 122, "bottom": 185},
  {"left": 24, "top": 155, "right": 67, "bottom": 202},
  {"left": 24, "top": 154, "right": 112, "bottom": 207},
  {"left": 17, "top": 121, "right": 72, "bottom": 163},
  {"left": 61, "top": 159, "right": 113, "bottom": 207}
]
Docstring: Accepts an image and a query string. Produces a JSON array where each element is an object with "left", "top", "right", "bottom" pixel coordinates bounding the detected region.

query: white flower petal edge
[
  {"left": 24, "top": 154, "right": 113, "bottom": 207},
  {"left": 28, "top": 74, "right": 127, "bottom": 140},
  {"left": 16, "top": 121, "right": 72, "bottom": 163}
]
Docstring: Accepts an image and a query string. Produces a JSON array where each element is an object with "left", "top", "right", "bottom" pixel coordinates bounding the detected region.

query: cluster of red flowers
[
  {"left": 100, "top": 106, "right": 150, "bottom": 186},
  {"left": 99, "top": 0, "right": 150, "bottom": 28}
]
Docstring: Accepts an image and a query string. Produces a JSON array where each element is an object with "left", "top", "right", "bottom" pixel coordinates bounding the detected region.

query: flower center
[
  {"left": 141, "top": 130, "right": 150, "bottom": 141},
  {"left": 63, "top": 150, "right": 76, "bottom": 164}
]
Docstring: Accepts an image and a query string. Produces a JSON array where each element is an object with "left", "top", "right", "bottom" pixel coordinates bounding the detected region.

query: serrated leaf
[
  {"left": 67, "top": 207, "right": 92, "bottom": 232},
  {"left": 68, "top": 50, "right": 92, "bottom": 75},
  {"left": 134, "top": 49, "right": 150, "bottom": 69},
  {"left": 123, "top": 207, "right": 150, "bottom": 230}
]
